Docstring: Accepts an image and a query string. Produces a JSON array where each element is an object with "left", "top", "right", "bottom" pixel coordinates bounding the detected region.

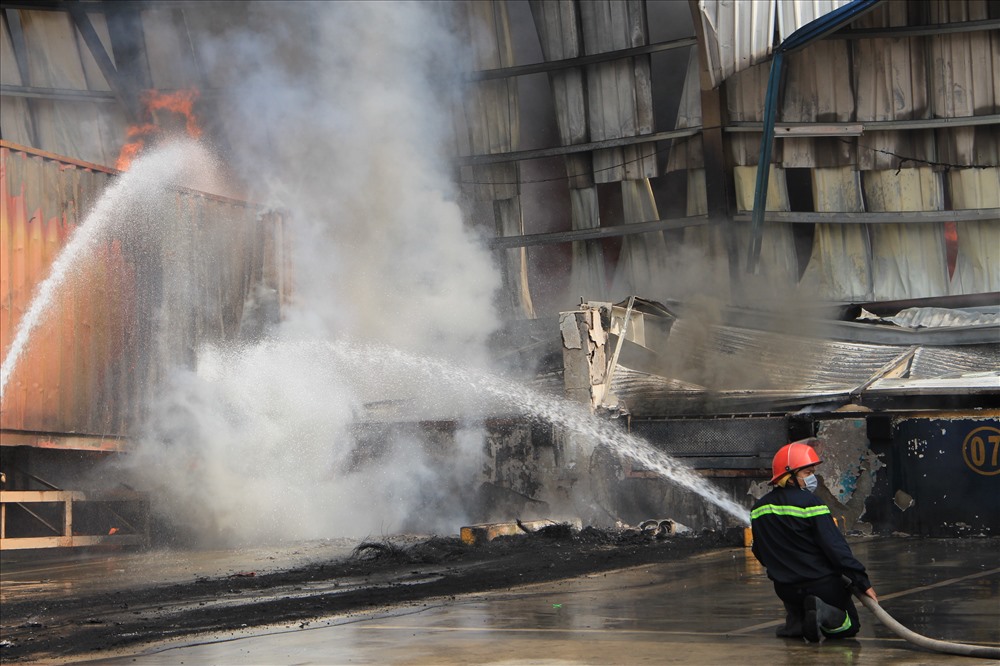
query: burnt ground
[{"left": 0, "top": 525, "right": 744, "bottom": 664}]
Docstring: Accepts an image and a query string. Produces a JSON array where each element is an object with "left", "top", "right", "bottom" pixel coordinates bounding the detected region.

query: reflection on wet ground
[
  {"left": 51, "top": 537, "right": 998, "bottom": 666},
  {"left": 0, "top": 538, "right": 360, "bottom": 604}
]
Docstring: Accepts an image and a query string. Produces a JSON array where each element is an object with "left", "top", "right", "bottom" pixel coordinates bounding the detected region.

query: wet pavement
[
  {"left": 55, "top": 537, "right": 999, "bottom": 666},
  {"left": 0, "top": 539, "right": 361, "bottom": 605}
]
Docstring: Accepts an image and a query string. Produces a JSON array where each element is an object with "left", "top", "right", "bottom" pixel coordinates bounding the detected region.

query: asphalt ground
[{"left": 57, "top": 537, "right": 1000, "bottom": 666}]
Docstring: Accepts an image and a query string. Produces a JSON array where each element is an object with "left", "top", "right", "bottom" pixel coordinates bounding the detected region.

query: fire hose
[{"left": 852, "top": 589, "right": 1000, "bottom": 659}]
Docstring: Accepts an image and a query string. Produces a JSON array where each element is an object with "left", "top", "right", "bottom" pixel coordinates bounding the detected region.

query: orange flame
[{"left": 116, "top": 88, "right": 202, "bottom": 171}]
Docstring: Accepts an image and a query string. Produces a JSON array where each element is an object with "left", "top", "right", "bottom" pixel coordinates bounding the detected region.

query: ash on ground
[{"left": 0, "top": 524, "right": 744, "bottom": 664}]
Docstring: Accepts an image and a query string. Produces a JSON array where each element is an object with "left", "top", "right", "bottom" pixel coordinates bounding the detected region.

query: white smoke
[
  {"left": 118, "top": 2, "right": 503, "bottom": 545},
  {"left": 209, "top": 1, "right": 500, "bottom": 359}
]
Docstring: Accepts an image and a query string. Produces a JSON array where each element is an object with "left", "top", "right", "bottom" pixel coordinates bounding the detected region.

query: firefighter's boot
[
  {"left": 803, "top": 595, "right": 851, "bottom": 643},
  {"left": 775, "top": 601, "right": 803, "bottom": 637}
]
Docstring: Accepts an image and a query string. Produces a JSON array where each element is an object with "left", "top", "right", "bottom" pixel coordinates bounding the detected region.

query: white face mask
[{"left": 802, "top": 473, "right": 819, "bottom": 493}]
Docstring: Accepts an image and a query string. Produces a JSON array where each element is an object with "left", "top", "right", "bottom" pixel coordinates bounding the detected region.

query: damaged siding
[
  {"left": 0, "top": 142, "right": 285, "bottom": 441},
  {"left": 878, "top": 415, "right": 1000, "bottom": 537},
  {"left": 669, "top": 1, "right": 999, "bottom": 303}
]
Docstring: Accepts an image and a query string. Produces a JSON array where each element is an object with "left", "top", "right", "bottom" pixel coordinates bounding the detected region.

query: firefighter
[{"left": 750, "top": 438, "right": 878, "bottom": 643}]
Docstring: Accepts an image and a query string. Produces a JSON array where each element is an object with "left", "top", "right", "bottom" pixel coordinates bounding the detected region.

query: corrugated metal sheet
[
  {"left": 453, "top": 1, "right": 520, "bottom": 202},
  {"left": 852, "top": 3, "right": 933, "bottom": 171},
  {"left": 452, "top": 1, "right": 534, "bottom": 319},
  {"left": 950, "top": 167, "right": 1000, "bottom": 294},
  {"left": 529, "top": 0, "right": 592, "bottom": 190},
  {"left": 880, "top": 307, "right": 1000, "bottom": 329},
  {"left": 863, "top": 167, "right": 949, "bottom": 300},
  {"left": 611, "top": 179, "right": 670, "bottom": 301},
  {"left": 696, "top": 0, "right": 853, "bottom": 88},
  {"left": 798, "top": 166, "right": 872, "bottom": 301},
  {"left": 662, "top": 318, "right": 911, "bottom": 390},
  {"left": 579, "top": 0, "right": 657, "bottom": 182},
  {"left": 0, "top": 142, "right": 285, "bottom": 440},
  {"left": 733, "top": 164, "right": 797, "bottom": 281},
  {"left": 607, "top": 313, "right": 999, "bottom": 417},
  {"left": 1, "top": 146, "right": 121, "bottom": 435},
  {"left": 779, "top": 39, "right": 855, "bottom": 168},
  {"left": 910, "top": 345, "right": 1000, "bottom": 378}
]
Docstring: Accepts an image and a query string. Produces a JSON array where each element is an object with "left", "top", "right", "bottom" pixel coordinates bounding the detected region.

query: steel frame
[{"left": 0, "top": 489, "right": 149, "bottom": 551}]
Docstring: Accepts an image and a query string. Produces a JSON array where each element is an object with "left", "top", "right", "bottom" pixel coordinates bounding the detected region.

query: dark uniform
[{"left": 751, "top": 484, "right": 871, "bottom": 638}]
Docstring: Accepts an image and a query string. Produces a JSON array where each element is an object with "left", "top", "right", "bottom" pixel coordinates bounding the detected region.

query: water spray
[
  {"left": 0, "top": 140, "right": 211, "bottom": 402},
  {"left": 324, "top": 340, "right": 751, "bottom": 526}
]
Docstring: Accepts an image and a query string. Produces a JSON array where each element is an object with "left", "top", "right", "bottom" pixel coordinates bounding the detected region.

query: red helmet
[{"left": 770, "top": 438, "right": 822, "bottom": 484}]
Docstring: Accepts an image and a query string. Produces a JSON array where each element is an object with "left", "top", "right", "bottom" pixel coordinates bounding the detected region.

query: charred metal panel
[
  {"left": 883, "top": 415, "right": 1000, "bottom": 537},
  {"left": 629, "top": 416, "right": 787, "bottom": 469}
]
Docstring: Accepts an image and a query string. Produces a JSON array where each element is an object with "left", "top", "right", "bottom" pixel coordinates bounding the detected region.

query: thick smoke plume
[{"left": 120, "top": 3, "right": 502, "bottom": 545}]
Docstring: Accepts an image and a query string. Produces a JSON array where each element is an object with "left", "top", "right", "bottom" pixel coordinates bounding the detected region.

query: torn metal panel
[
  {"left": 869, "top": 371, "right": 999, "bottom": 394},
  {"left": 665, "top": 49, "right": 704, "bottom": 173},
  {"left": 695, "top": 0, "right": 777, "bottom": 89},
  {"left": 571, "top": 297, "right": 999, "bottom": 416},
  {"left": 661, "top": 318, "right": 909, "bottom": 390},
  {"left": 861, "top": 306, "right": 1000, "bottom": 329},
  {"left": 695, "top": 0, "right": 855, "bottom": 88}
]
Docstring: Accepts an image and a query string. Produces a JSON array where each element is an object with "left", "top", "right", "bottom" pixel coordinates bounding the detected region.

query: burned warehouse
[
  {"left": 2, "top": 0, "right": 996, "bottom": 548},
  {"left": 1, "top": 0, "right": 999, "bottom": 663}
]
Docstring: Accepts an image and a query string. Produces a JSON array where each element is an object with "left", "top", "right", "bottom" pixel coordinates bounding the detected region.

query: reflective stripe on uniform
[
  {"left": 824, "top": 611, "right": 853, "bottom": 634},
  {"left": 750, "top": 504, "right": 831, "bottom": 520}
]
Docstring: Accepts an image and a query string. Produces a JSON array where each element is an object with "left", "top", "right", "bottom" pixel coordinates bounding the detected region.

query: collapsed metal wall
[{"left": 0, "top": 141, "right": 285, "bottom": 441}]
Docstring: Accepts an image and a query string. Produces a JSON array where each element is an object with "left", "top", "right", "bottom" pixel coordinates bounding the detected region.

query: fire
[{"left": 115, "top": 88, "right": 202, "bottom": 171}]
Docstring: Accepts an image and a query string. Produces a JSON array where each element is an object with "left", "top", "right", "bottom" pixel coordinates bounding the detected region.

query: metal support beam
[
  {"left": 747, "top": 0, "right": 883, "bottom": 274},
  {"left": 456, "top": 127, "right": 700, "bottom": 167},
  {"left": 487, "top": 215, "right": 712, "bottom": 249},
  {"left": 835, "top": 17, "right": 1000, "bottom": 39},
  {"left": 2, "top": 8, "right": 39, "bottom": 146},
  {"left": 65, "top": 2, "right": 139, "bottom": 122},
  {"left": 2, "top": 9, "right": 31, "bottom": 87},
  {"left": 469, "top": 35, "right": 697, "bottom": 81},
  {"left": 733, "top": 209, "right": 1000, "bottom": 224},
  {"left": 0, "top": 429, "right": 129, "bottom": 451},
  {"left": 727, "top": 115, "right": 1000, "bottom": 133},
  {"left": 0, "top": 84, "right": 117, "bottom": 102}
]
